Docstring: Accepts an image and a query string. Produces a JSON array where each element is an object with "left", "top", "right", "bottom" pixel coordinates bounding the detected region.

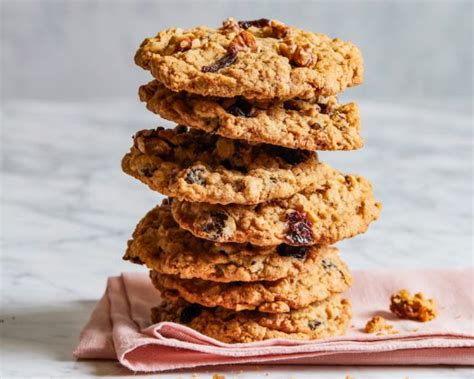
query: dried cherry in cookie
[
  {"left": 276, "top": 244, "right": 309, "bottom": 260},
  {"left": 202, "top": 50, "right": 238, "bottom": 73},
  {"left": 285, "top": 210, "right": 314, "bottom": 245}
]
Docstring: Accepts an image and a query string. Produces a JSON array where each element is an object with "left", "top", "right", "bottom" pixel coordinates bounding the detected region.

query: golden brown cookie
[
  {"left": 121, "top": 126, "right": 325, "bottom": 205},
  {"left": 171, "top": 174, "right": 381, "bottom": 246},
  {"left": 135, "top": 18, "right": 363, "bottom": 100},
  {"left": 150, "top": 246, "right": 351, "bottom": 312},
  {"left": 151, "top": 296, "right": 352, "bottom": 343},
  {"left": 124, "top": 202, "right": 340, "bottom": 282},
  {"left": 139, "top": 80, "right": 363, "bottom": 151}
]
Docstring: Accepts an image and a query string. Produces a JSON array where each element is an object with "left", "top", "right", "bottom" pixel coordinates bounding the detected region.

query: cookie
[
  {"left": 121, "top": 126, "right": 324, "bottom": 205},
  {"left": 139, "top": 80, "right": 363, "bottom": 151},
  {"left": 171, "top": 173, "right": 381, "bottom": 246},
  {"left": 150, "top": 246, "right": 351, "bottom": 312},
  {"left": 135, "top": 18, "right": 363, "bottom": 100},
  {"left": 124, "top": 202, "right": 338, "bottom": 282},
  {"left": 151, "top": 295, "right": 351, "bottom": 343}
]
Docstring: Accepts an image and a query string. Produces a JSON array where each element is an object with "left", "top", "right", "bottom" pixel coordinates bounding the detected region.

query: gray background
[{"left": 1, "top": 0, "right": 473, "bottom": 103}]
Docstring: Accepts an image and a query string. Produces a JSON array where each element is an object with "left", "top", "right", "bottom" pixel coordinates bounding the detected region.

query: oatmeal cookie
[
  {"left": 135, "top": 18, "right": 363, "bottom": 100},
  {"left": 121, "top": 126, "right": 324, "bottom": 205},
  {"left": 139, "top": 80, "right": 363, "bottom": 151},
  {"left": 171, "top": 173, "right": 381, "bottom": 246},
  {"left": 151, "top": 296, "right": 352, "bottom": 343},
  {"left": 124, "top": 202, "right": 339, "bottom": 282},
  {"left": 150, "top": 246, "right": 351, "bottom": 312}
]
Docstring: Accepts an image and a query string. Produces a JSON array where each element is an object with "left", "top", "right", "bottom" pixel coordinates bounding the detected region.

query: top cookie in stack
[{"left": 122, "top": 18, "right": 381, "bottom": 343}]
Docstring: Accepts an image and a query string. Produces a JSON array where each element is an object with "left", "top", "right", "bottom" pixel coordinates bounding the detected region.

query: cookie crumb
[
  {"left": 390, "top": 289, "right": 437, "bottom": 322},
  {"left": 364, "top": 315, "right": 398, "bottom": 335},
  {"left": 212, "top": 374, "right": 225, "bottom": 379}
]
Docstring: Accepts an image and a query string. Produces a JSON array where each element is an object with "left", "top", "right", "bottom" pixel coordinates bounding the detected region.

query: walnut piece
[
  {"left": 228, "top": 30, "right": 257, "bottom": 53},
  {"left": 165, "top": 32, "right": 202, "bottom": 54},
  {"left": 134, "top": 130, "right": 172, "bottom": 156},
  {"left": 364, "top": 315, "right": 398, "bottom": 335},
  {"left": 390, "top": 289, "right": 437, "bottom": 322},
  {"left": 279, "top": 42, "right": 315, "bottom": 67},
  {"left": 221, "top": 17, "right": 240, "bottom": 34},
  {"left": 270, "top": 20, "right": 289, "bottom": 38}
]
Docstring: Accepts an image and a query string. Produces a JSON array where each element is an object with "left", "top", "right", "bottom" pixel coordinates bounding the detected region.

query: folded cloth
[{"left": 74, "top": 269, "right": 474, "bottom": 372}]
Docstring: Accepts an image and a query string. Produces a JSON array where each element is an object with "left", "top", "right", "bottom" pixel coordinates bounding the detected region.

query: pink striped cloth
[{"left": 74, "top": 269, "right": 474, "bottom": 372}]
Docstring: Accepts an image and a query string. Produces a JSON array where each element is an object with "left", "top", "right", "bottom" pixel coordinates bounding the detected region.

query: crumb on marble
[
  {"left": 212, "top": 375, "right": 225, "bottom": 379},
  {"left": 390, "top": 289, "right": 437, "bottom": 322},
  {"left": 364, "top": 315, "right": 398, "bottom": 335}
]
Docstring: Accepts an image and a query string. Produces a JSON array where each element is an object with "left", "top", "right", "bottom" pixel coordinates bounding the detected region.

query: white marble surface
[{"left": 1, "top": 99, "right": 472, "bottom": 378}]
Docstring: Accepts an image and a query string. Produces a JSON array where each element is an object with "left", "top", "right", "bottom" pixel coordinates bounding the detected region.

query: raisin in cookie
[
  {"left": 151, "top": 296, "right": 351, "bottom": 343},
  {"left": 139, "top": 80, "right": 363, "bottom": 151},
  {"left": 124, "top": 201, "right": 336, "bottom": 282},
  {"left": 171, "top": 174, "right": 381, "bottom": 246},
  {"left": 121, "top": 126, "right": 325, "bottom": 205},
  {"left": 150, "top": 246, "right": 351, "bottom": 313},
  {"left": 135, "top": 18, "right": 363, "bottom": 100}
]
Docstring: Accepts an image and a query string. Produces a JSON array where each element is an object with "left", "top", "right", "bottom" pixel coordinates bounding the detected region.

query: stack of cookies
[{"left": 122, "top": 18, "right": 381, "bottom": 343}]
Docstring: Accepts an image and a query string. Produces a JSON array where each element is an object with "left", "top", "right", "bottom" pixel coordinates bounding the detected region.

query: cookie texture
[
  {"left": 124, "top": 202, "right": 336, "bottom": 282},
  {"left": 171, "top": 173, "right": 381, "bottom": 246},
  {"left": 121, "top": 126, "right": 322, "bottom": 205},
  {"left": 151, "top": 296, "right": 351, "bottom": 343},
  {"left": 135, "top": 18, "right": 363, "bottom": 100},
  {"left": 150, "top": 246, "right": 351, "bottom": 312},
  {"left": 139, "top": 80, "right": 363, "bottom": 151}
]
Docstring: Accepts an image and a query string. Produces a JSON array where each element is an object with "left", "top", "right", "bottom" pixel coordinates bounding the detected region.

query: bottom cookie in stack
[
  {"left": 125, "top": 200, "right": 353, "bottom": 343},
  {"left": 151, "top": 296, "right": 352, "bottom": 343}
]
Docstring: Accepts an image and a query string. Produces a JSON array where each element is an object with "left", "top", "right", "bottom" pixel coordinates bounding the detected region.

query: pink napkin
[{"left": 74, "top": 269, "right": 474, "bottom": 372}]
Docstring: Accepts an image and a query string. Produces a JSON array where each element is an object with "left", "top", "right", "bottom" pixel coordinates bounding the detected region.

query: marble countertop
[{"left": 1, "top": 99, "right": 472, "bottom": 378}]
